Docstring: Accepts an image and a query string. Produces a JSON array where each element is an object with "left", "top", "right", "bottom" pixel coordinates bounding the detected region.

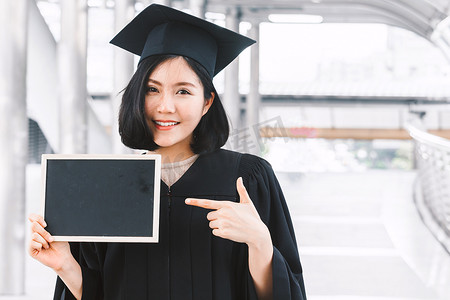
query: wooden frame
[{"left": 41, "top": 154, "right": 161, "bottom": 243}]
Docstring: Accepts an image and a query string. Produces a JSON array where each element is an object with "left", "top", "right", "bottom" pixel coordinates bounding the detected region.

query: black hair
[{"left": 119, "top": 54, "right": 229, "bottom": 154}]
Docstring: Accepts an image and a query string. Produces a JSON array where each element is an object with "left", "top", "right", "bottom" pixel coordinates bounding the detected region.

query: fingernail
[{"left": 185, "top": 198, "right": 191, "bottom": 204}]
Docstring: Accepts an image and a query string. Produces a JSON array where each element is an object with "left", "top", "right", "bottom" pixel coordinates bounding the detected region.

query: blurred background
[{"left": 2, "top": 0, "right": 450, "bottom": 299}]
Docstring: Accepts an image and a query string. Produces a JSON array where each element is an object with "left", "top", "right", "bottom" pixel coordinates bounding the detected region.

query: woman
[{"left": 29, "top": 4, "right": 306, "bottom": 300}]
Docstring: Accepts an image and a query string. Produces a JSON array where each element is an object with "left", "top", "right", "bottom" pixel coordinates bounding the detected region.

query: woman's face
[{"left": 144, "top": 57, "right": 213, "bottom": 156}]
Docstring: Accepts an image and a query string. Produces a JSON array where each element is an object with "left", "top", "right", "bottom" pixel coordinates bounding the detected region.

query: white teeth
[{"left": 155, "top": 121, "right": 178, "bottom": 126}]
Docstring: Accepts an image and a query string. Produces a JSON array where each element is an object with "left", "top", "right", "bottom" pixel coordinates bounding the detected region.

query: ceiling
[
  {"left": 43, "top": 0, "right": 450, "bottom": 45},
  {"left": 196, "top": 0, "right": 450, "bottom": 40}
]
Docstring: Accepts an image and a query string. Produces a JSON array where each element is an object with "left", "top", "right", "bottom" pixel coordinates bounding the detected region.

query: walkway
[
  {"left": 279, "top": 170, "right": 450, "bottom": 300},
  {"left": 2, "top": 167, "right": 450, "bottom": 299}
]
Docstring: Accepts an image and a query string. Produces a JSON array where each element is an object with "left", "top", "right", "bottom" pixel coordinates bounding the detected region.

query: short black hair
[{"left": 119, "top": 55, "right": 229, "bottom": 154}]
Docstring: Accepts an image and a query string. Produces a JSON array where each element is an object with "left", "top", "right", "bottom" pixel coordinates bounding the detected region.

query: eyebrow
[{"left": 147, "top": 79, "right": 198, "bottom": 88}]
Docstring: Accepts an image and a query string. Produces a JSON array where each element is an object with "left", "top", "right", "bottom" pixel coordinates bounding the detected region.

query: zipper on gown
[{"left": 167, "top": 185, "right": 172, "bottom": 299}]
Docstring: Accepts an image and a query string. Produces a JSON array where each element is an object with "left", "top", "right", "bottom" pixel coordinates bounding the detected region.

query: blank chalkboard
[{"left": 41, "top": 154, "right": 161, "bottom": 243}]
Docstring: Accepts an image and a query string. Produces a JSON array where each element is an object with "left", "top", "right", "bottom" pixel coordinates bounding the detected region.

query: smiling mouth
[
  {"left": 153, "top": 120, "right": 180, "bottom": 130},
  {"left": 154, "top": 121, "right": 179, "bottom": 126}
]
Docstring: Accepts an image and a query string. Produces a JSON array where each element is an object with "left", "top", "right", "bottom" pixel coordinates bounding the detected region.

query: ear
[{"left": 202, "top": 92, "right": 214, "bottom": 116}]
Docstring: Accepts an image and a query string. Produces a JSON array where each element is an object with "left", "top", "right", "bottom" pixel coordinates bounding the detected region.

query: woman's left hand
[{"left": 185, "top": 177, "right": 271, "bottom": 248}]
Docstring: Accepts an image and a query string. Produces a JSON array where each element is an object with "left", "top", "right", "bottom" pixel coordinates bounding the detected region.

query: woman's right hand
[
  {"left": 28, "top": 214, "right": 83, "bottom": 299},
  {"left": 28, "top": 213, "right": 72, "bottom": 272}
]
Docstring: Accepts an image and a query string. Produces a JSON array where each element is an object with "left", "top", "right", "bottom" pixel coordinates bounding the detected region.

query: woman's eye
[
  {"left": 146, "top": 86, "right": 158, "bottom": 93},
  {"left": 177, "top": 89, "right": 191, "bottom": 95}
]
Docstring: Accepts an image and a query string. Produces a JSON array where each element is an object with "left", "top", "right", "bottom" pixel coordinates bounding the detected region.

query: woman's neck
[{"left": 152, "top": 146, "right": 195, "bottom": 164}]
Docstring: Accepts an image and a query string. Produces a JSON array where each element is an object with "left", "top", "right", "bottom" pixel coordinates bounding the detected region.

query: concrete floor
[
  {"left": 2, "top": 166, "right": 450, "bottom": 299},
  {"left": 278, "top": 170, "right": 450, "bottom": 300}
]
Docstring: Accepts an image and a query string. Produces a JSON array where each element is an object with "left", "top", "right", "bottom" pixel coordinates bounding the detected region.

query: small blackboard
[{"left": 41, "top": 154, "right": 161, "bottom": 243}]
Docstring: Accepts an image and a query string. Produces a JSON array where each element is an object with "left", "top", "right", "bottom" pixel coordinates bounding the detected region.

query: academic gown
[{"left": 54, "top": 149, "right": 306, "bottom": 300}]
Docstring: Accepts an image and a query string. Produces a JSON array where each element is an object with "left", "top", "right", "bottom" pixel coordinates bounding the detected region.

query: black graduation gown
[{"left": 54, "top": 149, "right": 306, "bottom": 300}]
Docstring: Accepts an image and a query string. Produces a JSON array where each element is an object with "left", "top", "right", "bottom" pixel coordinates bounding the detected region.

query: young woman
[{"left": 28, "top": 4, "right": 306, "bottom": 300}]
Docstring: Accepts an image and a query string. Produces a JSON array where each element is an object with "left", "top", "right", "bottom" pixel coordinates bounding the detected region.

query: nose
[{"left": 156, "top": 93, "right": 176, "bottom": 114}]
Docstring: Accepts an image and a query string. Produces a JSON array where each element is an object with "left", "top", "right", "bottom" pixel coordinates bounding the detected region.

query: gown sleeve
[
  {"left": 238, "top": 153, "right": 307, "bottom": 300},
  {"left": 53, "top": 242, "right": 105, "bottom": 300}
]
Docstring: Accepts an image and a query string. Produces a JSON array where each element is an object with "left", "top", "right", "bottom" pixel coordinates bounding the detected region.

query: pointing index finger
[{"left": 185, "top": 198, "right": 229, "bottom": 210}]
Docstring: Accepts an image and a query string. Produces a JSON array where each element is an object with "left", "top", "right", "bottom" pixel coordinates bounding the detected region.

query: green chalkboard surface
[{"left": 41, "top": 154, "right": 161, "bottom": 243}]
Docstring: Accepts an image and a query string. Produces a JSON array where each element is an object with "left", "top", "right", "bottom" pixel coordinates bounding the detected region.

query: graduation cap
[{"left": 110, "top": 4, "right": 256, "bottom": 78}]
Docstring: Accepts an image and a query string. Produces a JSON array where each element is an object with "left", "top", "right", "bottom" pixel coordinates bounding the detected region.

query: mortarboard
[{"left": 110, "top": 3, "right": 255, "bottom": 78}]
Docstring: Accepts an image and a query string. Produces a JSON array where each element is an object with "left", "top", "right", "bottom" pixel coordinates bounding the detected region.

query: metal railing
[{"left": 407, "top": 120, "right": 450, "bottom": 253}]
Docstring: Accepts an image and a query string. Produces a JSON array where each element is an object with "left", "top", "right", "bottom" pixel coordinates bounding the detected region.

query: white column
[
  {"left": 224, "top": 6, "right": 241, "bottom": 137},
  {"left": 190, "top": 0, "right": 206, "bottom": 18},
  {"left": 0, "top": 0, "right": 28, "bottom": 294},
  {"left": 58, "top": 0, "right": 88, "bottom": 154},
  {"left": 152, "top": 0, "right": 172, "bottom": 5},
  {"left": 430, "top": 16, "right": 450, "bottom": 62},
  {"left": 112, "top": 0, "right": 135, "bottom": 153},
  {"left": 246, "top": 22, "right": 260, "bottom": 155}
]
